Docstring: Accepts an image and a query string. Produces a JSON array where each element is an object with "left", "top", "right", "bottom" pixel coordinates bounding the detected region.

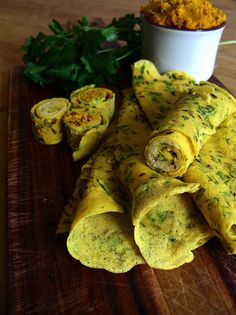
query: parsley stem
[
  {"left": 115, "top": 46, "right": 141, "bottom": 62},
  {"left": 97, "top": 47, "right": 119, "bottom": 54},
  {"left": 219, "top": 40, "right": 236, "bottom": 46}
]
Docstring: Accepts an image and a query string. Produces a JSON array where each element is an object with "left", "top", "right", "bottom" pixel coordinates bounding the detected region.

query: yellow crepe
[
  {"left": 64, "top": 85, "right": 115, "bottom": 161},
  {"left": 132, "top": 59, "right": 196, "bottom": 129},
  {"left": 66, "top": 128, "right": 144, "bottom": 272},
  {"left": 183, "top": 112, "right": 236, "bottom": 254},
  {"left": 132, "top": 60, "right": 236, "bottom": 254},
  {"left": 31, "top": 97, "right": 70, "bottom": 144},
  {"left": 116, "top": 89, "right": 213, "bottom": 269},
  {"left": 132, "top": 60, "right": 236, "bottom": 177},
  {"left": 144, "top": 81, "right": 236, "bottom": 177}
]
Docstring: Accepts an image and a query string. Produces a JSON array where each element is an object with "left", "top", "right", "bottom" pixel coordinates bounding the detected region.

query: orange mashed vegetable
[{"left": 140, "top": 0, "right": 226, "bottom": 30}]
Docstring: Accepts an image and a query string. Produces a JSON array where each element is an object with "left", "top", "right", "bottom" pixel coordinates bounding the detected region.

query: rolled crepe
[
  {"left": 63, "top": 108, "right": 109, "bottom": 161},
  {"left": 116, "top": 89, "right": 213, "bottom": 269},
  {"left": 183, "top": 112, "right": 236, "bottom": 254},
  {"left": 66, "top": 129, "right": 144, "bottom": 273},
  {"left": 64, "top": 85, "right": 115, "bottom": 161},
  {"left": 144, "top": 82, "right": 236, "bottom": 177},
  {"left": 132, "top": 60, "right": 236, "bottom": 177},
  {"left": 31, "top": 98, "right": 70, "bottom": 144},
  {"left": 70, "top": 84, "right": 115, "bottom": 120}
]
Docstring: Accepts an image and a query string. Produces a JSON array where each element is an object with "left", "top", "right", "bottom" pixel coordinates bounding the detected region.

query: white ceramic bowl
[{"left": 141, "top": 17, "right": 225, "bottom": 81}]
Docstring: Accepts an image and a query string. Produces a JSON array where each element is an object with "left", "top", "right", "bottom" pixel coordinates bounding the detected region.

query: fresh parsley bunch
[{"left": 22, "top": 14, "right": 141, "bottom": 93}]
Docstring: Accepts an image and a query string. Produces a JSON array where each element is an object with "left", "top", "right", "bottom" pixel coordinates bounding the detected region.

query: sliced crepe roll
[
  {"left": 31, "top": 98, "right": 70, "bottom": 144},
  {"left": 63, "top": 108, "right": 109, "bottom": 161},
  {"left": 65, "top": 85, "right": 116, "bottom": 161},
  {"left": 70, "top": 84, "right": 115, "bottom": 120}
]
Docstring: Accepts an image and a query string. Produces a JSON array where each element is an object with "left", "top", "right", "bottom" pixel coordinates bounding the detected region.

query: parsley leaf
[{"left": 21, "top": 14, "right": 141, "bottom": 94}]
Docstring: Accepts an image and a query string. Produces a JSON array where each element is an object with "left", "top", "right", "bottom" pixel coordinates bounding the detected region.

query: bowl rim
[{"left": 141, "top": 15, "right": 226, "bottom": 32}]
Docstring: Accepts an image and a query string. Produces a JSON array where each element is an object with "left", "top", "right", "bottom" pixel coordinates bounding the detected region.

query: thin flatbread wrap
[
  {"left": 66, "top": 128, "right": 144, "bottom": 273},
  {"left": 31, "top": 97, "right": 70, "bottom": 144},
  {"left": 116, "top": 89, "right": 213, "bottom": 269},
  {"left": 144, "top": 81, "right": 236, "bottom": 177},
  {"left": 183, "top": 112, "right": 236, "bottom": 254},
  {"left": 64, "top": 85, "right": 115, "bottom": 161}
]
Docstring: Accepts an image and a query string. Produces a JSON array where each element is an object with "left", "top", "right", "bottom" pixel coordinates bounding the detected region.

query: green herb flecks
[
  {"left": 168, "top": 236, "right": 176, "bottom": 242},
  {"left": 96, "top": 178, "right": 111, "bottom": 196},
  {"left": 147, "top": 209, "right": 174, "bottom": 225},
  {"left": 157, "top": 210, "right": 174, "bottom": 223}
]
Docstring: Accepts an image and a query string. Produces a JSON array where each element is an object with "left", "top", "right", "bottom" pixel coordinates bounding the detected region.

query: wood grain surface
[{"left": 7, "top": 67, "right": 236, "bottom": 315}]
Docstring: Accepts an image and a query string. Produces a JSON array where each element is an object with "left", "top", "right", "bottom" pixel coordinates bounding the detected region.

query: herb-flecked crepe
[
  {"left": 115, "top": 88, "right": 213, "bottom": 269},
  {"left": 183, "top": 112, "right": 236, "bottom": 254},
  {"left": 31, "top": 98, "right": 70, "bottom": 144},
  {"left": 63, "top": 85, "right": 115, "bottom": 161},
  {"left": 132, "top": 59, "right": 196, "bottom": 130},
  {"left": 64, "top": 128, "right": 145, "bottom": 273},
  {"left": 132, "top": 59, "right": 236, "bottom": 254},
  {"left": 132, "top": 60, "right": 236, "bottom": 177}
]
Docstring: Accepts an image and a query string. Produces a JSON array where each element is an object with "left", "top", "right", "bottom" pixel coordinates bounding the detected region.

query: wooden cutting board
[{"left": 7, "top": 67, "right": 236, "bottom": 315}]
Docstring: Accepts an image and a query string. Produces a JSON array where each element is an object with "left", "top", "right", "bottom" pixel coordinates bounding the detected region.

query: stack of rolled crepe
[
  {"left": 132, "top": 59, "right": 236, "bottom": 254},
  {"left": 30, "top": 85, "right": 115, "bottom": 161},
  {"left": 57, "top": 59, "right": 236, "bottom": 272},
  {"left": 58, "top": 88, "right": 212, "bottom": 272}
]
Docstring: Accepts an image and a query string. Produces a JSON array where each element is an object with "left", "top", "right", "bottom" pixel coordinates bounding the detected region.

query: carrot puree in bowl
[{"left": 140, "top": 0, "right": 226, "bottom": 30}]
